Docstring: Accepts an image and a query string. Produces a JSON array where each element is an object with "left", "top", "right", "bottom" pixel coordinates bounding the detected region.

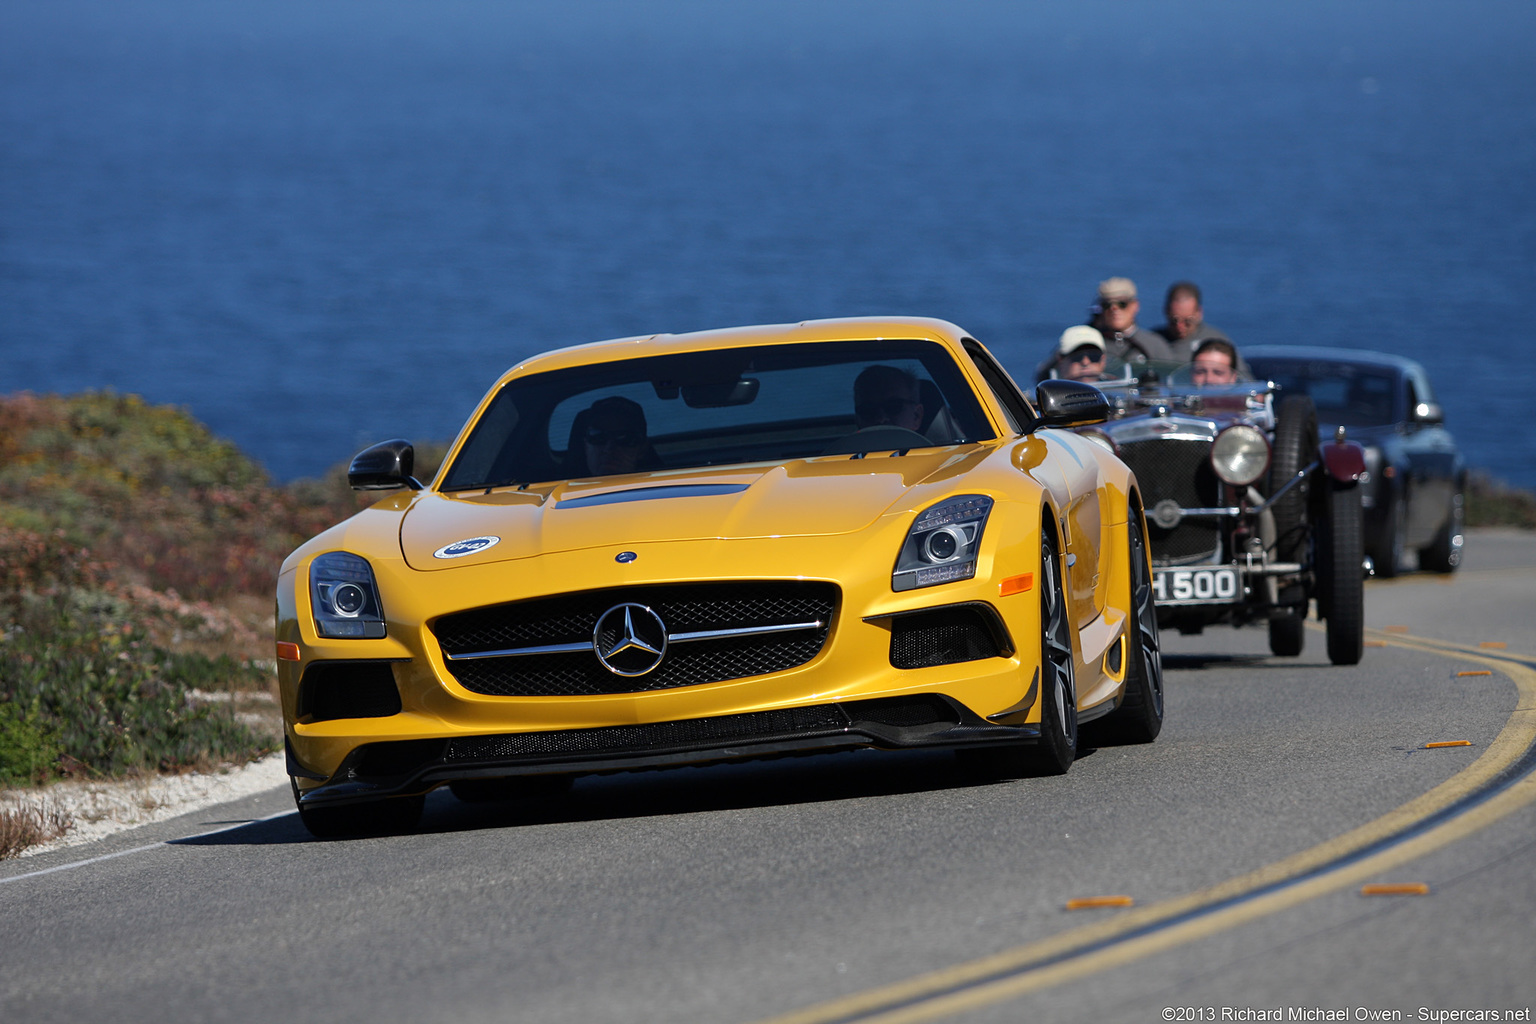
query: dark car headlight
[
  {"left": 893, "top": 495, "right": 993, "bottom": 592},
  {"left": 1210, "top": 425, "right": 1270, "bottom": 486},
  {"left": 310, "top": 552, "right": 387, "bottom": 639}
]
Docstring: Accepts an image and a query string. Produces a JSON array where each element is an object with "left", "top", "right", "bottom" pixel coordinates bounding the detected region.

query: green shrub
[{"left": 0, "top": 699, "right": 62, "bottom": 787}]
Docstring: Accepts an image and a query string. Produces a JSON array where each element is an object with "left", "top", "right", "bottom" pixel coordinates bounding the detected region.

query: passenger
[
  {"left": 1190, "top": 338, "right": 1240, "bottom": 386},
  {"left": 1089, "top": 278, "right": 1175, "bottom": 366},
  {"left": 853, "top": 365, "right": 925, "bottom": 431},
  {"left": 1153, "top": 281, "right": 1232, "bottom": 362},
  {"left": 1049, "top": 325, "right": 1110, "bottom": 382},
  {"left": 580, "top": 395, "right": 652, "bottom": 475}
]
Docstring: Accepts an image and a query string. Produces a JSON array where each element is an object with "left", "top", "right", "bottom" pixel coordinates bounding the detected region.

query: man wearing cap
[
  {"left": 1151, "top": 280, "right": 1232, "bottom": 362},
  {"left": 1046, "top": 325, "right": 1110, "bottom": 382},
  {"left": 1089, "top": 277, "right": 1174, "bottom": 365}
]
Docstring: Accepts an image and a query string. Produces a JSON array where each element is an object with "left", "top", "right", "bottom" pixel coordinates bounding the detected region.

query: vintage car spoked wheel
[
  {"left": 1320, "top": 481, "right": 1366, "bottom": 666},
  {"left": 958, "top": 527, "right": 1077, "bottom": 779},
  {"left": 292, "top": 778, "right": 425, "bottom": 839},
  {"left": 1270, "top": 394, "right": 1318, "bottom": 597},
  {"left": 1092, "top": 509, "right": 1164, "bottom": 743},
  {"left": 1419, "top": 487, "right": 1465, "bottom": 574}
]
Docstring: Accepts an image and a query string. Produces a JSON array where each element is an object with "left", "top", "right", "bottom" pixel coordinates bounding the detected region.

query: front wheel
[
  {"left": 1320, "top": 481, "right": 1365, "bottom": 665},
  {"left": 1093, "top": 508, "right": 1164, "bottom": 743},
  {"left": 1419, "top": 488, "right": 1465, "bottom": 573}
]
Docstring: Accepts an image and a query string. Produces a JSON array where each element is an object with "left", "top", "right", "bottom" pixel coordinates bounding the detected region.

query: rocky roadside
[{"left": 1, "top": 753, "right": 288, "bottom": 858}]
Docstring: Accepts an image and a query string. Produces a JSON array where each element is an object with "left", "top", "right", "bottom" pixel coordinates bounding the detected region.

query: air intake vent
[
  {"left": 299, "top": 661, "right": 402, "bottom": 722},
  {"left": 889, "top": 605, "right": 1007, "bottom": 669}
]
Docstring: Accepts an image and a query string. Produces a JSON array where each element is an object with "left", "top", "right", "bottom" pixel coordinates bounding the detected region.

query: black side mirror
[
  {"left": 1035, "top": 380, "right": 1111, "bottom": 428},
  {"left": 348, "top": 439, "right": 423, "bottom": 491}
]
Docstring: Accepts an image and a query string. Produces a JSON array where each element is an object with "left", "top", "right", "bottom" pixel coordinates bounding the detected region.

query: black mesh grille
[
  {"left": 433, "top": 582, "right": 837, "bottom": 697},
  {"left": 298, "top": 661, "right": 402, "bottom": 722},
  {"left": 889, "top": 605, "right": 1004, "bottom": 669},
  {"left": 1117, "top": 436, "right": 1222, "bottom": 563}
]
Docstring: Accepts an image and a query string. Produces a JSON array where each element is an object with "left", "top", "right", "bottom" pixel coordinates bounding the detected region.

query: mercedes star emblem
[{"left": 592, "top": 603, "right": 668, "bottom": 677}]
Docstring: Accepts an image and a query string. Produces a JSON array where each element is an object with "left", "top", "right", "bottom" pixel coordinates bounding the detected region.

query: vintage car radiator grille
[
  {"left": 1116, "top": 436, "right": 1223, "bottom": 563},
  {"left": 433, "top": 581, "right": 837, "bottom": 697}
]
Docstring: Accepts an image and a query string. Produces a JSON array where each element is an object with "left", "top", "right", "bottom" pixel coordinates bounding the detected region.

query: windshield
[
  {"left": 1245, "top": 357, "right": 1401, "bottom": 427},
  {"left": 438, "top": 339, "right": 996, "bottom": 490}
]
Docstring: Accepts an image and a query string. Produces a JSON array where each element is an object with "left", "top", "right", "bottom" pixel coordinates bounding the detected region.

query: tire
[
  {"left": 958, "top": 526, "right": 1077, "bottom": 778},
  {"left": 1419, "top": 487, "right": 1465, "bottom": 574},
  {"left": 1093, "top": 509, "right": 1164, "bottom": 744},
  {"left": 1269, "top": 395, "right": 1318, "bottom": 572},
  {"left": 1320, "top": 481, "right": 1365, "bottom": 666},
  {"left": 1268, "top": 613, "right": 1304, "bottom": 657},
  {"left": 1369, "top": 493, "right": 1405, "bottom": 578},
  {"left": 292, "top": 778, "right": 425, "bottom": 839},
  {"left": 450, "top": 775, "right": 573, "bottom": 803}
]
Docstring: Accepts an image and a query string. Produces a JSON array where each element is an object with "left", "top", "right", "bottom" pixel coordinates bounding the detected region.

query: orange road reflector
[
  {"left": 276, "top": 641, "right": 302, "bottom": 662},
  {"left": 999, "top": 573, "right": 1034, "bottom": 597},
  {"left": 1065, "top": 895, "right": 1134, "bottom": 910},
  {"left": 1424, "top": 740, "right": 1472, "bottom": 748},
  {"left": 1385, "top": 625, "right": 1409, "bottom": 633},
  {"left": 1364, "top": 640, "right": 1387, "bottom": 647},
  {"left": 1361, "top": 883, "right": 1430, "bottom": 896},
  {"left": 1456, "top": 670, "right": 1493, "bottom": 677},
  {"left": 1479, "top": 641, "right": 1508, "bottom": 649}
]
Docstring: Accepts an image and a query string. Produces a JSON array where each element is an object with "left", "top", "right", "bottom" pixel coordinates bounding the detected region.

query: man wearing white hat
[{"left": 1050, "top": 325, "right": 1110, "bottom": 382}]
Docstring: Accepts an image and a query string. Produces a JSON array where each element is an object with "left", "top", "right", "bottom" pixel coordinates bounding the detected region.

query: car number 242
[{"left": 1152, "top": 567, "right": 1240, "bottom": 605}]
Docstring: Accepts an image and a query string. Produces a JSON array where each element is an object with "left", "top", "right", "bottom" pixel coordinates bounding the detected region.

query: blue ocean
[{"left": 4, "top": 0, "right": 1534, "bottom": 488}]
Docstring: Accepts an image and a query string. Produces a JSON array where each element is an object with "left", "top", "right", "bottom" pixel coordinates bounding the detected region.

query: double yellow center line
[{"left": 755, "top": 632, "right": 1536, "bottom": 1024}]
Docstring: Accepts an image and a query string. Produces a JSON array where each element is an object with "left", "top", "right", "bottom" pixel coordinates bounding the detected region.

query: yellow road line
[{"left": 755, "top": 638, "right": 1536, "bottom": 1024}]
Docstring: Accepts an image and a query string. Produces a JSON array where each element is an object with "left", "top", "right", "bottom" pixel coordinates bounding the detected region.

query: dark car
[{"left": 1245, "top": 346, "right": 1465, "bottom": 577}]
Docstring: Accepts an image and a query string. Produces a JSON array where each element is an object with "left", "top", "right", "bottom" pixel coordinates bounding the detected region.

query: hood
[{"left": 397, "top": 450, "right": 986, "bottom": 570}]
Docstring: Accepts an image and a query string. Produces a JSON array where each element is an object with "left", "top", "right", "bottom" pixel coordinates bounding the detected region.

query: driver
[
  {"left": 581, "top": 395, "right": 652, "bottom": 475},
  {"left": 1190, "top": 338, "right": 1240, "bottom": 386},
  {"left": 853, "top": 365, "right": 925, "bottom": 431}
]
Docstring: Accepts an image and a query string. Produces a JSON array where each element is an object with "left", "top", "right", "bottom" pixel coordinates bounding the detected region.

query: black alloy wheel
[
  {"left": 957, "top": 524, "right": 1077, "bottom": 779},
  {"left": 1321, "top": 480, "right": 1366, "bottom": 666},
  {"left": 292, "top": 777, "right": 425, "bottom": 839},
  {"left": 1369, "top": 492, "right": 1406, "bottom": 578},
  {"left": 1093, "top": 508, "right": 1165, "bottom": 743}
]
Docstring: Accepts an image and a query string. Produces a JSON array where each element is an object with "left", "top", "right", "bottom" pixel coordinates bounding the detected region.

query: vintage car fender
[{"left": 1321, "top": 436, "right": 1367, "bottom": 483}]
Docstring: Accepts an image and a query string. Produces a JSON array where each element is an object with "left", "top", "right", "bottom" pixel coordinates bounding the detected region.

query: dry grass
[{"left": 0, "top": 800, "right": 73, "bottom": 859}]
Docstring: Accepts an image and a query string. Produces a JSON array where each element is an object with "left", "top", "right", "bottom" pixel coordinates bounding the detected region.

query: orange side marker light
[
  {"left": 1424, "top": 740, "right": 1472, "bottom": 749},
  {"left": 999, "top": 573, "right": 1034, "bottom": 597},
  {"left": 1456, "top": 670, "right": 1492, "bottom": 677},
  {"left": 1479, "top": 641, "right": 1508, "bottom": 649},
  {"left": 276, "top": 641, "right": 302, "bottom": 662},
  {"left": 1066, "top": 895, "right": 1135, "bottom": 910},
  {"left": 1361, "top": 883, "right": 1430, "bottom": 896}
]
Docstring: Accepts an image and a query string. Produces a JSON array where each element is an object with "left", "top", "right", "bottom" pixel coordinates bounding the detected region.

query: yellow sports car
[{"left": 276, "top": 317, "right": 1163, "bottom": 836}]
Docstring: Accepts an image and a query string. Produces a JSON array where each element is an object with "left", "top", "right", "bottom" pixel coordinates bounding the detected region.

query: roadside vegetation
[
  {"left": 1466, "top": 470, "right": 1536, "bottom": 530},
  {"left": 0, "top": 391, "right": 446, "bottom": 856}
]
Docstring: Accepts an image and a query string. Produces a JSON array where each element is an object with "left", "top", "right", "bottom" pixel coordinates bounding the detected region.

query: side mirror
[
  {"left": 348, "top": 439, "right": 423, "bottom": 491},
  {"left": 1035, "top": 380, "right": 1111, "bottom": 428}
]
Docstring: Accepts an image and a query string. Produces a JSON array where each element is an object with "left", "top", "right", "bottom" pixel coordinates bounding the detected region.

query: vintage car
[
  {"left": 277, "top": 317, "right": 1164, "bottom": 837},
  {"left": 1244, "top": 346, "right": 1465, "bottom": 577},
  {"left": 1078, "top": 363, "right": 1366, "bottom": 665}
]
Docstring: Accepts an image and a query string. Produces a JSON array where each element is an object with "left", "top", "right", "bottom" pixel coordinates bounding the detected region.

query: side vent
[{"left": 298, "top": 661, "right": 403, "bottom": 722}]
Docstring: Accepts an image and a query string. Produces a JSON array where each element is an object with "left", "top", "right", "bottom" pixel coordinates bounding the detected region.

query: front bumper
[{"left": 289, "top": 693, "right": 1040, "bottom": 808}]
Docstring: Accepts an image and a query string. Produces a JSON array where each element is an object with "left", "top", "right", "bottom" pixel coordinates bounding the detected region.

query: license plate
[{"left": 1152, "top": 567, "right": 1240, "bottom": 605}]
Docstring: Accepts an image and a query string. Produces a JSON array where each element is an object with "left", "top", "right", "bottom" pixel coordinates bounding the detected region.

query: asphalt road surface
[{"left": 4, "top": 529, "right": 1534, "bottom": 1024}]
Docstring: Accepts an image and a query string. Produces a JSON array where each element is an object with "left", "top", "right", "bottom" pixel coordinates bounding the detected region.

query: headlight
[
  {"left": 1076, "top": 428, "right": 1117, "bottom": 456},
  {"left": 1210, "top": 425, "right": 1270, "bottom": 486},
  {"left": 310, "top": 552, "right": 387, "bottom": 639},
  {"left": 893, "top": 495, "right": 993, "bottom": 592}
]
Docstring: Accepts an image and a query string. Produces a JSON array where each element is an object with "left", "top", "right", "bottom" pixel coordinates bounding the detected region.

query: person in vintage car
[
  {"left": 277, "top": 317, "right": 1165, "bottom": 836},
  {"left": 1244, "top": 346, "right": 1465, "bottom": 577},
  {"left": 1189, "top": 338, "right": 1240, "bottom": 386}
]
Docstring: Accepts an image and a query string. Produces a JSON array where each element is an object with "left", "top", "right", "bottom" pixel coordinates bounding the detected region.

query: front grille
[
  {"left": 1117, "top": 437, "right": 1222, "bottom": 563},
  {"left": 889, "top": 605, "right": 1006, "bottom": 668},
  {"left": 433, "top": 581, "right": 837, "bottom": 697}
]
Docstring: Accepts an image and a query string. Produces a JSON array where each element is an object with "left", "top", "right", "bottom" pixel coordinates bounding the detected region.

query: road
[{"left": 3, "top": 529, "right": 1533, "bottom": 1024}]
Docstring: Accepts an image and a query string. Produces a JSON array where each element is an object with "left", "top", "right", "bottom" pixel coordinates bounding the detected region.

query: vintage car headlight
[
  {"left": 310, "top": 552, "right": 387, "bottom": 639},
  {"left": 1076, "top": 428, "right": 1118, "bottom": 456},
  {"left": 1210, "top": 425, "right": 1270, "bottom": 486},
  {"left": 893, "top": 495, "right": 993, "bottom": 591}
]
